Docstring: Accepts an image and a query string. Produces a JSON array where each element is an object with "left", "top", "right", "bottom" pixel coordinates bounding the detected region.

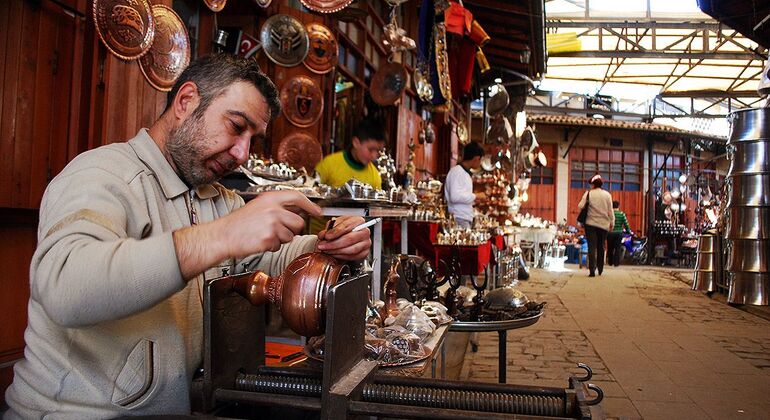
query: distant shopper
[
  {"left": 607, "top": 200, "right": 631, "bottom": 267},
  {"left": 577, "top": 174, "right": 615, "bottom": 277},
  {"left": 445, "top": 141, "right": 486, "bottom": 229}
]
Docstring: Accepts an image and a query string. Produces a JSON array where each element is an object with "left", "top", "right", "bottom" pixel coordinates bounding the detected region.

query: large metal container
[
  {"left": 692, "top": 234, "right": 720, "bottom": 293},
  {"left": 725, "top": 175, "right": 770, "bottom": 207},
  {"left": 725, "top": 107, "right": 770, "bottom": 305},
  {"left": 727, "top": 141, "right": 770, "bottom": 175},
  {"left": 725, "top": 208, "right": 770, "bottom": 239}
]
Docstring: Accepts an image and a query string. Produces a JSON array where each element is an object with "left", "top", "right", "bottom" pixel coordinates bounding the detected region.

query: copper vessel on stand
[{"left": 233, "top": 252, "right": 350, "bottom": 336}]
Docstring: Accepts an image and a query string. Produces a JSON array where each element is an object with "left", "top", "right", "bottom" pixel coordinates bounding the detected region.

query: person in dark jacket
[{"left": 607, "top": 200, "right": 631, "bottom": 267}]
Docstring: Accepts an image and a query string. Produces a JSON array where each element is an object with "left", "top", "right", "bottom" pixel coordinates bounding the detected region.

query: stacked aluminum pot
[
  {"left": 692, "top": 230, "right": 721, "bottom": 293},
  {"left": 724, "top": 108, "right": 770, "bottom": 305}
]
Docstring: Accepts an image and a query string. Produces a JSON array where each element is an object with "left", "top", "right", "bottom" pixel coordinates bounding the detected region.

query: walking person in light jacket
[{"left": 577, "top": 174, "right": 615, "bottom": 277}]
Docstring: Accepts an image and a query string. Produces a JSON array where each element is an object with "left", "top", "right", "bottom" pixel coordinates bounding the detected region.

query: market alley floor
[{"left": 456, "top": 264, "right": 770, "bottom": 420}]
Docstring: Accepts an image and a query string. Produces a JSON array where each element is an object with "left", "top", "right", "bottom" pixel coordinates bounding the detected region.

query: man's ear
[
  {"left": 172, "top": 81, "right": 200, "bottom": 120},
  {"left": 351, "top": 136, "right": 360, "bottom": 148}
]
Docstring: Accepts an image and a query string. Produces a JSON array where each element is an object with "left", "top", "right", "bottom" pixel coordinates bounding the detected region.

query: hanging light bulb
[
  {"left": 680, "top": 203, "right": 687, "bottom": 211},
  {"left": 521, "top": 191, "right": 529, "bottom": 202}
]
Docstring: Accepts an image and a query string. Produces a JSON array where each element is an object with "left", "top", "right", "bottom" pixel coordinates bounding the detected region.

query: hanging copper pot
[
  {"left": 233, "top": 252, "right": 350, "bottom": 337},
  {"left": 370, "top": 61, "right": 408, "bottom": 106},
  {"left": 139, "top": 5, "right": 190, "bottom": 92},
  {"left": 93, "top": 0, "right": 155, "bottom": 60}
]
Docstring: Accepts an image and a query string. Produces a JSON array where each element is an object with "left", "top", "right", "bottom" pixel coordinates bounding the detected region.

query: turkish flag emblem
[{"left": 237, "top": 32, "right": 261, "bottom": 58}]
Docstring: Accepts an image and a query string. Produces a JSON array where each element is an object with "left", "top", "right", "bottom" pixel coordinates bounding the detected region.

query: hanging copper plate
[
  {"left": 93, "top": 0, "right": 155, "bottom": 60},
  {"left": 254, "top": 0, "right": 272, "bottom": 7},
  {"left": 277, "top": 132, "right": 323, "bottom": 173},
  {"left": 203, "top": 0, "right": 227, "bottom": 12},
  {"left": 370, "top": 61, "right": 408, "bottom": 106},
  {"left": 139, "top": 5, "right": 190, "bottom": 92},
  {"left": 457, "top": 121, "right": 469, "bottom": 145},
  {"left": 280, "top": 75, "right": 324, "bottom": 128},
  {"left": 433, "top": 23, "right": 452, "bottom": 102},
  {"left": 300, "top": 0, "right": 354, "bottom": 13},
  {"left": 304, "top": 23, "right": 338, "bottom": 74},
  {"left": 260, "top": 14, "right": 310, "bottom": 67}
]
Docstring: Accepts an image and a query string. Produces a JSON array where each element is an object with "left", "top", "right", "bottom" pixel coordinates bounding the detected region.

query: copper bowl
[{"left": 234, "top": 252, "right": 349, "bottom": 337}]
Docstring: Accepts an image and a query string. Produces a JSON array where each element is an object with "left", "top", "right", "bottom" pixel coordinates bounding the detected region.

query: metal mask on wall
[
  {"left": 277, "top": 132, "right": 323, "bottom": 173},
  {"left": 304, "top": 23, "right": 338, "bottom": 74},
  {"left": 260, "top": 14, "right": 309, "bottom": 67},
  {"left": 300, "top": 0, "right": 355, "bottom": 13},
  {"left": 94, "top": 0, "right": 155, "bottom": 60},
  {"left": 280, "top": 75, "right": 324, "bottom": 128},
  {"left": 139, "top": 5, "right": 190, "bottom": 92},
  {"left": 370, "top": 61, "right": 408, "bottom": 106},
  {"left": 203, "top": 0, "right": 227, "bottom": 12}
]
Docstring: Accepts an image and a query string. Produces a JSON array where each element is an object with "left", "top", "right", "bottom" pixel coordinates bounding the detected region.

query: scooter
[{"left": 621, "top": 231, "right": 649, "bottom": 265}]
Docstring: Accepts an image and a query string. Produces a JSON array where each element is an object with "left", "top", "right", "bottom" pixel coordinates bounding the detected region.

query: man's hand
[
  {"left": 316, "top": 216, "right": 372, "bottom": 261},
  {"left": 174, "top": 190, "right": 322, "bottom": 280}
]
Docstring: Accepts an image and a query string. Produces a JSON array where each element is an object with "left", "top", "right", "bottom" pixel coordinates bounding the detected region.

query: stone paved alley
[{"left": 456, "top": 265, "right": 770, "bottom": 420}]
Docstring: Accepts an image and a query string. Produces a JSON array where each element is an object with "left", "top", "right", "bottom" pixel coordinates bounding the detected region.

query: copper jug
[{"left": 233, "top": 252, "right": 349, "bottom": 336}]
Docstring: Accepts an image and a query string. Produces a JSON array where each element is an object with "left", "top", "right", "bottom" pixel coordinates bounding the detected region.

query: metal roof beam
[
  {"left": 551, "top": 51, "right": 758, "bottom": 60},
  {"left": 546, "top": 21, "right": 723, "bottom": 30}
]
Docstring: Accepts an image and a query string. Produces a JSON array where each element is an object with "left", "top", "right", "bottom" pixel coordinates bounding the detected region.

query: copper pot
[{"left": 234, "top": 252, "right": 349, "bottom": 337}]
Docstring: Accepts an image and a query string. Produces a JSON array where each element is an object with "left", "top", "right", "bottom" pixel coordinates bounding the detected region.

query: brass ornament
[
  {"left": 203, "top": 0, "right": 227, "bottom": 12},
  {"left": 253, "top": 0, "right": 272, "bottom": 7},
  {"left": 433, "top": 23, "right": 452, "bottom": 102},
  {"left": 276, "top": 132, "right": 323, "bottom": 173},
  {"left": 139, "top": 5, "right": 190, "bottom": 92},
  {"left": 370, "top": 61, "right": 408, "bottom": 106},
  {"left": 299, "top": 0, "right": 355, "bottom": 13},
  {"left": 93, "top": 0, "right": 155, "bottom": 60},
  {"left": 457, "top": 121, "right": 469, "bottom": 145},
  {"left": 304, "top": 23, "right": 338, "bottom": 74},
  {"left": 260, "top": 14, "right": 310, "bottom": 67},
  {"left": 413, "top": 66, "right": 433, "bottom": 102},
  {"left": 280, "top": 75, "right": 324, "bottom": 128}
]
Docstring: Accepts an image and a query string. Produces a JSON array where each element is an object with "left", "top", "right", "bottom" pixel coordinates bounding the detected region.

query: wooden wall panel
[
  {"left": 0, "top": 0, "right": 23, "bottom": 207},
  {"left": 520, "top": 143, "right": 556, "bottom": 221}
]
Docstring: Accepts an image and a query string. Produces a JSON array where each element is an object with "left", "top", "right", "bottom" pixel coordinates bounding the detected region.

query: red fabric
[
  {"left": 449, "top": 36, "right": 477, "bottom": 98},
  {"left": 434, "top": 242, "right": 491, "bottom": 276},
  {"left": 445, "top": 2, "right": 473, "bottom": 36},
  {"left": 406, "top": 221, "right": 441, "bottom": 260},
  {"left": 492, "top": 234, "right": 505, "bottom": 250}
]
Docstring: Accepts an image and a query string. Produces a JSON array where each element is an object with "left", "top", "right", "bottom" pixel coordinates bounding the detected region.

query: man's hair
[
  {"left": 165, "top": 54, "right": 281, "bottom": 120},
  {"left": 462, "top": 141, "right": 485, "bottom": 161},
  {"left": 612, "top": 200, "right": 620, "bottom": 208},
  {"left": 352, "top": 116, "right": 387, "bottom": 143}
]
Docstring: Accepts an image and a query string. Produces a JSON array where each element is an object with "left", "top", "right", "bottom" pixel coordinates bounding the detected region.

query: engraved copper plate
[
  {"left": 254, "top": 0, "right": 272, "bottom": 7},
  {"left": 203, "top": 0, "right": 227, "bottom": 12},
  {"left": 260, "top": 14, "right": 310, "bottom": 67},
  {"left": 139, "top": 5, "right": 190, "bottom": 92},
  {"left": 277, "top": 132, "right": 323, "bottom": 173},
  {"left": 434, "top": 23, "right": 452, "bottom": 102},
  {"left": 300, "top": 0, "right": 354, "bottom": 13},
  {"left": 370, "top": 61, "right": 408, "bottom": 106},
  {"left": 280, "top": 75, "right": 324, "bottom": 128},
  {"left": 304, "top": 23, "right": 338, "bottom": 74},
  {"left": 93, "top": 0, "right": 155, "bottom": 60}
]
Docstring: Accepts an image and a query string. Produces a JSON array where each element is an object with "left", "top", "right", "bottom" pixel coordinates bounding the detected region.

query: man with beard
[{"left": 3, "top": 54, "right": 371, "bottom": 419}]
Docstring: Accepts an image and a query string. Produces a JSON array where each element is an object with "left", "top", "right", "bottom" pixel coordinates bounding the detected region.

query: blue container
[{"left": 566, "top": 244, "right": 580, "bottom": 264}]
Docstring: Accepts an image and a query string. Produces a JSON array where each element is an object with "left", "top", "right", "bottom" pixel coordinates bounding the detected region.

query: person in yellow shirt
[{"left": 315, "top": 116, "right": 385, "bottom": 189}]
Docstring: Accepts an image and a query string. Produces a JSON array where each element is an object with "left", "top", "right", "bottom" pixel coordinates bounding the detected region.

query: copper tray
[
  {"left": 260, "top": 14, "right": 309, "bottom": 67},
  {"left": 304, "top": 344, "right": 431, "bottom": 367},
  {"left": 203, "top": 0, "right": 226, "bottom": 12},
  {"left": 93, "top": 0, "right": 155, "bottom": 60},
  {"left": 139, "top": 5, "right": 190, "bottom": 92},
  {"left": 276, "top": 131, "right": 323, "bottom": 173},
  {"left": 370, "top": 61, "right": 408, "bottom": 106},
  {"left": 304, "top": 23, "right": 338, "bottom": 74},
  {"left": 449, "top": 311, "right": 542, "bottom": 332},
  {"left": 280, "top": 76, "right": 324, "bottom": 127},
  {"left": 300, "top": 0, "right": 354, "bottom": 13}
]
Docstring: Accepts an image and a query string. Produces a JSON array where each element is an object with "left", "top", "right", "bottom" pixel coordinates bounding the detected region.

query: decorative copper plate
[
  {"left": 280, "top": 75, "right": 324, "bottom": 128},
  {"left": 300, "top": 0, "right": 354, "bottom": 13},
  {"left": 203, "top": 0, "right": 227, "bottom": 12},
  {"left": 433, "top": 23, "right": 452, "bottom": 102},
  {"left": 277, "top": 132, "right": 323, "bottom": 173},
  {"left": 93, "top": 0, "right": 155, "bottom": 60},
  {"left": 139, "top": 5, "right": 190, "bottom": 92},
  {"left": 260, "top": 14, "right": 310, "bottom": 67},
  {"left": 304, "top": 23, "right": 338, "bottom": 74},
  {"left": 254, "top": 0, "right": 272, "bottom": 7},
  {"left": 457, "top": 121, "right": 469, "bottom": 145},
  {"left": 370, "top": 61, "right": 408, "bottom": 106}
]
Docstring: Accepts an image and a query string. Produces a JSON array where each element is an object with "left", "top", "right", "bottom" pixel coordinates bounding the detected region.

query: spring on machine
[{"left": 235, "top": 374, "right": 567, "bottom": 417}]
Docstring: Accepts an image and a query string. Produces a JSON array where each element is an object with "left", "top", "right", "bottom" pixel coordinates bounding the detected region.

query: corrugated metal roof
[{"left": 526, "top": 113, "right": 727, "bottom": 141}]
